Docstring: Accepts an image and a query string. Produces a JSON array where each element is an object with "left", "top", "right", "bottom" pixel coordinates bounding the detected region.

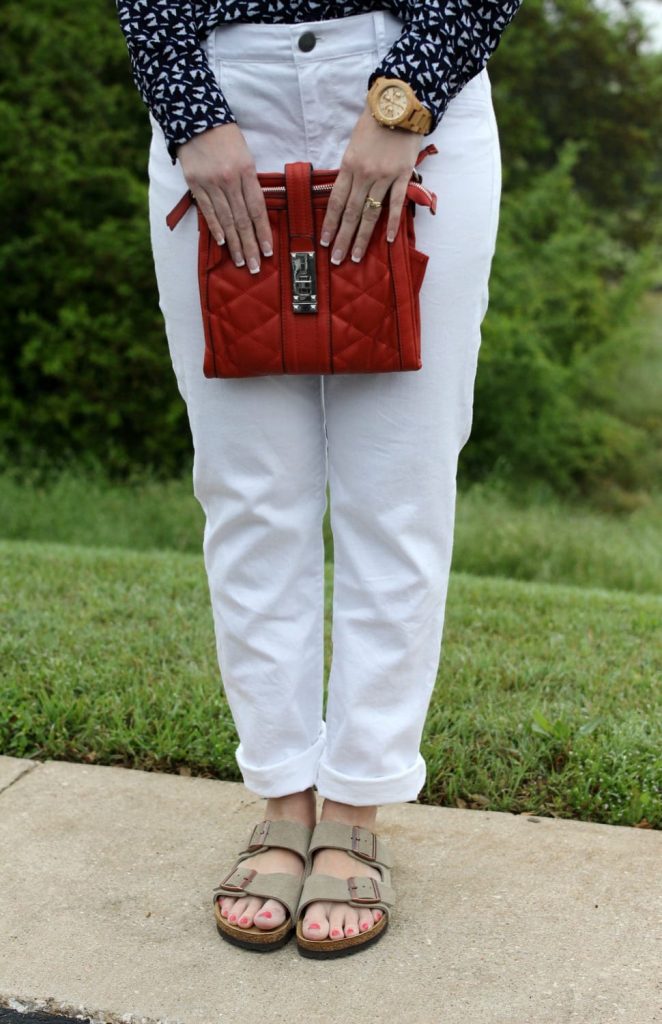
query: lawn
[{"left": 1, "top": 538, "right": 659, "bottom": 828}]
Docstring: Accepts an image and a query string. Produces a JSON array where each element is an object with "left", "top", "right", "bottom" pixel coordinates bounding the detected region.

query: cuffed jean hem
[
  {"left": 235, "top": 722, "right": 327, "bottom": 798},
  {"left": 314, "top": 753, "right": 427, "bottom": 806}
]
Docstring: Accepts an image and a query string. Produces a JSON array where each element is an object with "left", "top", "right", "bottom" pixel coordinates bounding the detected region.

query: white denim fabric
[{"left": 147, "top": 10, "right": 502, "bottom": 805}]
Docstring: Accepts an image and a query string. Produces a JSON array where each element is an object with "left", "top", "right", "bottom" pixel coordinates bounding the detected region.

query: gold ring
[{"left": 364, "top": 195, "right": 382, "bottom": 210}]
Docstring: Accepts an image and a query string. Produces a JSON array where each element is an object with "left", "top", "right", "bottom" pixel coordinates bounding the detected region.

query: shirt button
[{"left": 298, "top": 31, "right": 316, "bottom": 52}]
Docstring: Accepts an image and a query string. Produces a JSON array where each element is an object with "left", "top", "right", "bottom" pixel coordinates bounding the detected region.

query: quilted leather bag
[{"left": 165, "top": 143, "right": 439, "bottom": 378}]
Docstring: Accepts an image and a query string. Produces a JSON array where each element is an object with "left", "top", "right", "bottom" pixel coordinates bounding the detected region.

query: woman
[{"left": 115, "top": 1, "right": 523, "bottom": 958}]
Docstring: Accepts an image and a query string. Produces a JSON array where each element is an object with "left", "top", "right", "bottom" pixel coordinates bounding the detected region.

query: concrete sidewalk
[{"left": 0, "top": 755, "right": 659, "bottom": 1024}]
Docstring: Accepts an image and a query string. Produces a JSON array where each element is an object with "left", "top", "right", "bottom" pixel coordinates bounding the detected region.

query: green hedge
[{"left": 1, "top": 0, "right": 661, "bottom": 490}]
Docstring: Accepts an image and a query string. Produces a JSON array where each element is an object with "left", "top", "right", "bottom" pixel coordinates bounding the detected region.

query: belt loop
[{"left": 373, "top": 10, "right": 386, "bottom": 60}]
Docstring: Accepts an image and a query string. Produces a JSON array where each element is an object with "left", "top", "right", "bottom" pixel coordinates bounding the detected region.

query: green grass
[
  {"left": 1, "top": 539, "right": 660, "bottom": 827},
  {"left": 1, "top": 467, "right": 661, "bottom": 595}
]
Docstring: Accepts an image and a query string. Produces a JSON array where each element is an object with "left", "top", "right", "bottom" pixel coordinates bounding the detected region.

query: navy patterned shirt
[{"left": 115, "top": 2, "right": 523, "bottom": 163}]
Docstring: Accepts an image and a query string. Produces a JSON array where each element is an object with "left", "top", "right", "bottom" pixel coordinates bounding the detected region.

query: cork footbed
[
  {"left": 214, "top": 893, "right": 294, "bottom": 950},
  {"left": 295, "top": 910, "right": 389, "bottom": 958}
]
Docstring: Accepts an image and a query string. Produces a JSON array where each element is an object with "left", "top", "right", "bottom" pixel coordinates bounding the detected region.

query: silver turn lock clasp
[{"left": 291, "top": 250, "right": 317, "bottom": 313}]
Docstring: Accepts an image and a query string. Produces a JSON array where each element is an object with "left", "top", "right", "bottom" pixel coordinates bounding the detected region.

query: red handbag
[{"left": 165, "top": 143, "right": 438, "bottom": 378}]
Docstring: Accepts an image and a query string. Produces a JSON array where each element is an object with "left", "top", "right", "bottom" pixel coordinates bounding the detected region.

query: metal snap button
[{"left": 298, "top": 31, "right": 316, "bottom": 52}]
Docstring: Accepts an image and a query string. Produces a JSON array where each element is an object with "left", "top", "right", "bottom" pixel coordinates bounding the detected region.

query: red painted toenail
[
  {"left": 308, "top": 923, "right": 321, "bottom": 930},
  {"left": 346, "top": 928, "right": 355, "bottom": 935},
  {"left": 239, "top": 917, "right": 249, "bottom": 925},
  {"left": 375, "top": 911, "right": 382, "bottom": 920},
  {"left": 259, "top": 911, "right": 272, "bottom": 918},
  {"left": 360, "top": 922, "right": 370, "bottom": 931},
  {"left": 229, "top": 915, "right": 237, "bottom": 922},
  {"left": 331, "top": 929, "right": 341, "bottom": 936}
]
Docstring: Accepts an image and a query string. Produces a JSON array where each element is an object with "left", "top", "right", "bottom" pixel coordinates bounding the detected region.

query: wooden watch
[{"left": 367, "top": 76, "right": 433, "bottom": 135}]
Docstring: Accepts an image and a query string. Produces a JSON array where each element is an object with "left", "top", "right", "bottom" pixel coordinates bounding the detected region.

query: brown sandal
[
  {"left": 295, "top": 821, "right": 395, "bottom": 959},
  {"left": 212, "top": 819, "right": 312, "bottom": 952}
]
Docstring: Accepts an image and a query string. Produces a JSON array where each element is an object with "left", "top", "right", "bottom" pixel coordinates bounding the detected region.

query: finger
[
  {"left": 193, "top": 186, "right": 226, "bottom": 248},
  {"left": 241, "top": 172, "right": 274, "bottom": 258},
  {"left": 349, "top": 179, "right": 392, "bottom": 262},
  {"left": 384, "top": 172, "right": 412, "bottom": 244},
  {"left": 319, "top": 168, "right": 352, "bottom": 249},
  {"left": 207, "top": 182, "right": 247, "bottom": 268},
  {"left": 330, "top": 178, "right": 384, "bottom": 265},
  {"left": 226, "top": 175, "right": 263, "bottom": 273}
]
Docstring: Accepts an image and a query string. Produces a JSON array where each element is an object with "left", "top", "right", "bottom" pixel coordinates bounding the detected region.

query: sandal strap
[
  {"left": 307, "top": 821, "right": 393, "bottom": 869},
  {"left": 212, "top": 868, "right": 304, "bottom": 921},
  {"left": 235, "top": 819, "right": 312, "bottom": 863},
  {"left": 296, "top": 872, "right": 395, "bottom": 918}
]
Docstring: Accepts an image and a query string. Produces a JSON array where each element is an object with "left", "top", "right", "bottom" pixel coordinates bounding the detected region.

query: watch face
[{"left": 378, "top": 84, "right": 409, "bottom": 122}]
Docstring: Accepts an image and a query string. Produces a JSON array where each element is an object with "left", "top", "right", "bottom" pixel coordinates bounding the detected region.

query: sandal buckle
[
  {"left": 248, "top": 819, "right": 270, "bottom": 851},
  {"left": 217, "top": 867, "right": 257, "bottom": 892},
  {"left": 347, "top": 876, "right": 381, "bottom": 904},
  {"left": 350, "top": 825, "right": 377, "bottom": 861}
]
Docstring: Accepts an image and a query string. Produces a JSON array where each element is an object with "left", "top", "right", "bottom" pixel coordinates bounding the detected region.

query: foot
[
  {"left": 299, "top": 800, "right": 385, "bottom": 942},
  {"left": 216, "top": 788, "right": 315, "bottom": 932}
]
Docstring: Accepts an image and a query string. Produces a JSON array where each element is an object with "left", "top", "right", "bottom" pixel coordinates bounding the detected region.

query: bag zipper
[{"left": 260, "top": 180, "right": 435, "bottom": 205}]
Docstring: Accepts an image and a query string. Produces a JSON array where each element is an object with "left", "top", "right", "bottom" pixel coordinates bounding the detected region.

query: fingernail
[
  {"left": 387, "top": 231, "right": 395, "bottom": 243},
  {"left": 234, "top": 255, "right": 245, "bottom": 267},
  {"left": 216, "top": 235, "right": 225, "bottom": 246},
  {"left": 249, "top": 257, "right": 260, "bottom": 274},
  {"left": 331, "top": 248, "right": 343, "bottom": 265},
  {"left": 261, "top": 242, "right": 273, "bottom": 257},
  {"left": 320, "top": 231, "right": 331, "bottom": 246},
  {"left": 351, "top": 248, "right": 362, "bottom": 263}
]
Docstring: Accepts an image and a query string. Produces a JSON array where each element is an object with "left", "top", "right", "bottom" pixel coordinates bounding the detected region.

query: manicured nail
[
  {"left": 234, "top": 255, "right": 245, "bottom": 267},
  {"left": 216, "top": 235, "right": 225, "bottom": 246},
  {"left": 229, "top": 914, "right": 237, "bottom": 922},
  {"left": 249, "top": 257, "right": 260, "bottom": 274},
  {"left": 331, "top": 928, "right": 341, "bottom": 937},
  {"left": 258, "top": 910, "right": 272, "bottom": 918},
  {"left": 346, "top": 927, "right": 355, "bottom": 935},
  {"left": 261, "top": 242, "right": 273, "bottom": 256},
  {"left": 351, "top": 248, "right": 362, "bottom": 263},
  {"left": 239, "top": 917, "right": 249, "bottom": 925},
  {"left": 331, "top": 248, "right": 343, "bottom": 265},
  {"left": 320, "top": 231, "right": 331, "bottom": 246},
  {"left": 308, "top": 922, "right": 321, "bottom": 930},
  {"left": 387, "top": 231, "right": 395, "bottom": 243}
]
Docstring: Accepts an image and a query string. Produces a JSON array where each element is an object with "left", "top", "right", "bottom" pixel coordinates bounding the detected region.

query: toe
[
  {"left": 343, "top": 905, "right": 360, "bottom": 938},
  {"left": 302, "top": 900, "right": 331, "bottom": 940},
  {"left": 328, "top": 903, "right": 345, "bottom": 941},
  {"left": 253, "top": 898, "right": 287, "bottom": 930},
  {"left": 358, "top": 908, "right": 375, "bottom": 933},
  {"left": 218, "top": 895, "right": 236, "bottom": 918},
  {"left": 227, "top": 896, "right": 250, "bottom": 924},
  {"left": 236, "top": 897, "right": 264, "bottom": 928}
]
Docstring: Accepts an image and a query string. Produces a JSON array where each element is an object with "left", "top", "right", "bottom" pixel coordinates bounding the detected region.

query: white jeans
[{"left": 147, "top": 10, "right": 501, "bottom": 806}]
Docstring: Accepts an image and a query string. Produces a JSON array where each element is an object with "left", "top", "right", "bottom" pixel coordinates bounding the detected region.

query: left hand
[{"left": 320, "top": 102, "right": 424, "bottom": 264}]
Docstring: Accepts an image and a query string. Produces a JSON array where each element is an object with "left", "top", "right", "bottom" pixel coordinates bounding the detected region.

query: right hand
[{"left": 177, "top": 124, "right": 274, "bottom": 275}]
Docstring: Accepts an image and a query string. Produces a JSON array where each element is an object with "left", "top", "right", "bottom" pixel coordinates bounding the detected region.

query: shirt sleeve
[
  {"left": 114, "top": 1, "right": 237, "bottom": 164},
  {"left": 367, "top": 1, "right": 524, "bottom": 134}
]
